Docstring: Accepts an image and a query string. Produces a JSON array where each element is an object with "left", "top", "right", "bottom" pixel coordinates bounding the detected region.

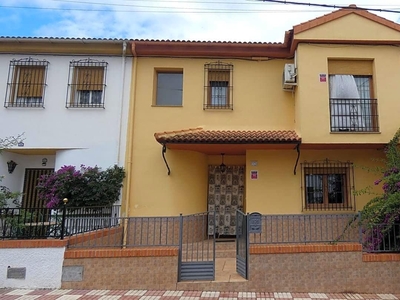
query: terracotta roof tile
[{"left": 154, "top": 128, "right": 300, "bottom": 144}]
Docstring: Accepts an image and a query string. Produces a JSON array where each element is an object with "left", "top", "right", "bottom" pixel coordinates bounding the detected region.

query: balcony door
[{"left": 329, "top": 75, "right": 378, "bottom": 132}]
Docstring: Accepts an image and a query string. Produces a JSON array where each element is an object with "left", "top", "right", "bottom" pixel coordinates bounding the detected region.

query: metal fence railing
[
  {"left": 68, "top": 215, "right": 180, "bottom": 248},
  {"left": 0, "top": 205, "right": 121, "bottom": 240},
  {"left": 249, "top": 214, "right": 360, "bottom": 245},
  {"left": 2, "top": 206, "right": 399, "bottom": 254},
  {"left": 362, "top": 223, "right": 400, "bottom": 253}
]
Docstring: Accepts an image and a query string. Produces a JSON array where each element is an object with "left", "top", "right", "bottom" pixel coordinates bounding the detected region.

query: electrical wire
[
  {"left": 258, "top": 0, "right": 400, "bottom": 14},
  {"left": 0, "top": 5, "right": 337, "bottom": 13},
  {"left": 1, "top": 0, "right": 399, "bottom": 14}
]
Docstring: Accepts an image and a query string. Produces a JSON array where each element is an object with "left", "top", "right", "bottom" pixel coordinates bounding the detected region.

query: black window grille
[
  {"left": 204, "top": 62, "right": 233, "bottom": 110},
  {"left": 4, "top": 58, "right": 49, "bottom": 108},
  {"left": 66, "top": 59, "right": 107, "bottom": 108},
  {"left": 329, "top": 75, "right": 379, "bottom": 132},
  {"left": 301, "top": 159, "right": 355, "bottom": 211}
]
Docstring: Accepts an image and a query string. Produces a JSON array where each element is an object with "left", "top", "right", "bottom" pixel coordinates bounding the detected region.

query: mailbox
[{"left": 248, "top": 212, "right": 262, "bottom": 233}]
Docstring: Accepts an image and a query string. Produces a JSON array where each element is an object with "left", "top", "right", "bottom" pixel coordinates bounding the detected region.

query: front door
[
  {"left": 22, "top": 168, "right": 54, "bottom": 208},
  {"left": 207, "top": 165, "right": 245, "bottom": 236}
]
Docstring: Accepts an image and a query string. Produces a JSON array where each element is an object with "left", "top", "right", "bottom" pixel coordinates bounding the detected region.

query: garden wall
[
  {"left": 62, "top": 247, "right": 178, "bottom": 290},
  {"left": 62, "top": 243, "right": 400, "bottom": 293},
  {"left": 247, "top": 244, "right": 400, "bottom": 293},
  {"left": 0, "top": 240, "right": 67, "bottom": 289}
]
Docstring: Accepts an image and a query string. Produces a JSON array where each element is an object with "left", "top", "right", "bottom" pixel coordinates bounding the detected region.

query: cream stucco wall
[
  {"left": 126, "top": 14, "right": 399, "bottom": 216},
  {"left": 294, "top": 14, "right": 400, "bottom": 41},
  {"left": 127, "top": 57, "right": 295, "bottom": 216},
  {"left": 295, "top": 43, "right": 400, "bottom": 143},
  {"left": 246, "top": 149, "right": 384, "bottom": 214}
]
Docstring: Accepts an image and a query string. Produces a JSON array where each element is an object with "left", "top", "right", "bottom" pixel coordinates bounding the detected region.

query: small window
[
  {"left": 66, "top": 59, "right": 107, "bottom": 108},
  {"left": 155, "top": 71, "right": 183, "bottom": 106},
  {"left": 204, "top": 62, "right": 233, "bottom": 110},
  {"left": 301, "top": 159, "right": 355, "bottom": 211},
  {"left": 4, "top": 58, "right": 49, "bottom": 108}
]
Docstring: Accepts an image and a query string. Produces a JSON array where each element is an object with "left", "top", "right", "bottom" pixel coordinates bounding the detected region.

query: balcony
[{"left": 329, "top": 98, "right": 379, "bottom": 132}]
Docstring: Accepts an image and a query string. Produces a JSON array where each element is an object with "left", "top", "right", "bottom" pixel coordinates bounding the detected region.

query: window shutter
[
  {"left": 16, "top": 66, "right": 45, "bottom": 97},
  {"left": 208, "top": 70, "right": 230, "bottom": 82},
  {"left": 328, "top": 60, "right": 373, "bottom": 75},
  {"left": 76, "top": 67, "right": 104, "bottom": 90}
]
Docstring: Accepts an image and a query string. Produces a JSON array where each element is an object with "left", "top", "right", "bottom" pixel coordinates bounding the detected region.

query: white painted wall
[
  {"left": 0, "top": 247, "right": 65, "bottom": 289},
  {"left": 0, "top": 48, "right": 132, "bottom": 196},
  {"left": 0, "top": 152, "right": 56, "bottom": 206}
]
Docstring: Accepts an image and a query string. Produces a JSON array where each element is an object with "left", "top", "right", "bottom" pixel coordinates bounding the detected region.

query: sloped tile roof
[{"left": 154, "top": 128, "right": 301, "bottom": 144}]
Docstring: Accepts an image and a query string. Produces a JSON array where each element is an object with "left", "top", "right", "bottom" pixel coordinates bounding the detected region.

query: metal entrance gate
[
  {"left": 236, "top": 210, "right": 249, "bottom": 279},
  {"left": 178, "top": 212, "right": 215, "bottom": 281}
]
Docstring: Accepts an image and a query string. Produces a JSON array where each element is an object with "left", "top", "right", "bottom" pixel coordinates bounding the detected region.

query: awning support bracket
[
  {"left": 162, "top": 144, "right": 171, "bottom": 175},
  {"left": 293, "top": 143, "right": 301, "bottom": 175}
]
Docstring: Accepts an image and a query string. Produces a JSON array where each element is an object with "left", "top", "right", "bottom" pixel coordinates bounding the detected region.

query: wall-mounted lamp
[
  {"left": 7, "top": 160, "right": 17, "bottom": 174},
  {"left": 219, "top": 153, "right": 226, "bottom": 173},
  {"left": 42, "top": 158, "right": 48, "bottom": 166}
]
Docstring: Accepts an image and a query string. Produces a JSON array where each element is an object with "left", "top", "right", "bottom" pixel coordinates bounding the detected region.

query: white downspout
[{"left": 116, "top": 41, "right": 127, "bottom": 165}]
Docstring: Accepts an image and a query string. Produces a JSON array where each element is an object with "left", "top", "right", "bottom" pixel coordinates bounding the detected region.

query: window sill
[
  {"left": 303, "top": 207, "right": 356, "bottom": 212},
  {"left": 66, "top": 106, "right": 105, "bottom": 109},
  {"left": 5, "top": 105, "right": 45, "bottom": 109},
  {"left": 204, "top": 108, "right": 233, "bottom": 112},
  {"left": 330, "top": 131, "right": 381, "bottom": 134},
  {"left": 151, "top": 105, "right": 183, "bottom": 108}
]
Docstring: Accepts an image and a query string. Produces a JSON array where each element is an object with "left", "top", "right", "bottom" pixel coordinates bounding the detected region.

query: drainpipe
[
  {"left": 122, "top": 41, "right": 138, "bottom": 218},
  {"left": 116, "top": 40, "right": 127, "bottom": 165}
]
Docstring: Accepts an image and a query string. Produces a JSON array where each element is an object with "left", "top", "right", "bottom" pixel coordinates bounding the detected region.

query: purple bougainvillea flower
[{"left": 374, "top": 179, "right": 382, "bottom": 185}]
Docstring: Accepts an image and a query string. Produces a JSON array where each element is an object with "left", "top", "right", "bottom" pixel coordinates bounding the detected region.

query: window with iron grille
[
  {"left": 4, "top": 58, "right": 49, "bottom": 108},
  {"left": 204, "top": 62, "right": 233, "bottom": 110},
  {"left": 66, "top": 59, "right": 107, "bottom": 108},
  {"left": 301, "top": 159, "right": 355, "bottom": 211}
]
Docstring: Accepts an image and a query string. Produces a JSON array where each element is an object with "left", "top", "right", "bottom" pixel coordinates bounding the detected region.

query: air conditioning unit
[{"left": 282, "top": 63, "right": 297, "bottom": 91}]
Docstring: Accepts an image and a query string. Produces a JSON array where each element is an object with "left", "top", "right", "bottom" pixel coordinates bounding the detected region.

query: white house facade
[{"left": 0, "top": 38, "right": 133, "bottom": 207}]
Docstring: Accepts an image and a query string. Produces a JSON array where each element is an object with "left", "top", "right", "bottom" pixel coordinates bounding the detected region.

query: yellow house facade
[{"left": 123, "top": 6, "right": 400, "bottom": 236}]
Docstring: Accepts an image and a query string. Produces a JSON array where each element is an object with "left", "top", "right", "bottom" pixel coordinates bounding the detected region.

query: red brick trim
[
  {"left": 64, "top": 247, "right": 179, "bottom": 259},
  {"left": 363, "top": 253, "right": 400, "bottom": 262},
  {"left": 250, "top": 243, "right": 362, "bottom": 254},
  {"left": 0, "top": 239, "right": 68, "bottom": 248}
]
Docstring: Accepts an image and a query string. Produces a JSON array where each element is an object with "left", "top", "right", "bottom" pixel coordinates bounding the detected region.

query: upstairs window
[
  {"left": 328, "top": 60, "right": 378, "bottom": 132},
  {"left": 4, "top": 58, "right": 49, "bottom": 108},
  {"left": 301, "top": 159, "right": 355, "bottom": 211},
  {"left": 204, "top": 62, "right": 233, "bottom": 110},
  {"left": 67, "top": 59, "right": 107, "bottom": 108},
  {"left": 155, "top": 71, "right": 183, "bottom": 106}
]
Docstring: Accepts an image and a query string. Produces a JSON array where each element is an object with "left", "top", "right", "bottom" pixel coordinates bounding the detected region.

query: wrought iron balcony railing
[{"left": 329, "top": 98, "right": 379, "bottom": 132}]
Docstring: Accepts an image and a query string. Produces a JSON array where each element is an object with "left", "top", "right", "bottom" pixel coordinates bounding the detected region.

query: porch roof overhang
[
  {"left": 154, "top": 128, "right": 301, "bottom": 155},
  {"left": 4, "top": 147, "right": 81, "bottom": 155}
]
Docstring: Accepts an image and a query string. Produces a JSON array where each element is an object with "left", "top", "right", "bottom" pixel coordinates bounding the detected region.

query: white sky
[{"left": 0, "top": 0, "right": 399, "bottom": 42}]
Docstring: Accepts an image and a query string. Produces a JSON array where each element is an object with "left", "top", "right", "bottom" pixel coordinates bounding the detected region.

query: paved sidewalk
[{"left": 0, "top": 289, "right": 399, "bottom": 300}]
